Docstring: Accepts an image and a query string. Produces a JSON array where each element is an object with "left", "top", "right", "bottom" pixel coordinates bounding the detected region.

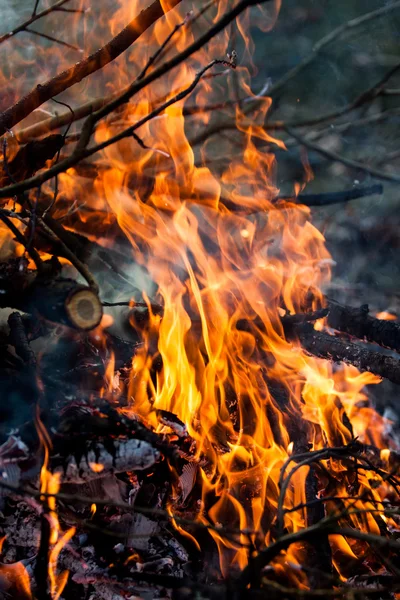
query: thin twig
[
  {"left": 37, "top": 216, "right": 98, "bottom": 292},
  {"left": 266, "top": 1, "right": 400, "bottom": 99},
  {"left": 284, "top": 126, "right": 400, "bottom": 184},
  {"left": 0, "top": 0, "right": 72, "bottom": 45},
  {"left": 25, "top": 27, "right": 82, "bottom": 53}
]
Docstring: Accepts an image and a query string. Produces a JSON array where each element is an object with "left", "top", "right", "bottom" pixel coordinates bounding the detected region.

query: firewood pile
[{"left": 0, "top": 1, "right": 400, "bottom": 599}]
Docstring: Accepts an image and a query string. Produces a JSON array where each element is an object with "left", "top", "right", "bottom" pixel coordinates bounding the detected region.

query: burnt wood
[
  {"left": 296, "top": 323, "right": 400, "bottom": 385},
  {"left": 327, "top": 299, "right": 400, "bottom": 352}
]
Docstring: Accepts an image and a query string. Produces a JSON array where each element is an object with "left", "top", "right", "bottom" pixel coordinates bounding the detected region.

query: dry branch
[
  {"left": 0, "top": 0, "right": 274, "bottom": 199},
  {"left": 0, "top": 0, "right": 74, "bottom": 45},
  {"left": 0, "top": 0, "right": 183, "bottom": 137},
  {"left": 266, "top": 1, "right": 400, "bottom": 99}
]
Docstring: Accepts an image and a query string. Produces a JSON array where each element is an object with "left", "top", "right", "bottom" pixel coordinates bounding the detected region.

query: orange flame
[{"left": 36, "top": 411, "right": 75, "bottom": 598}]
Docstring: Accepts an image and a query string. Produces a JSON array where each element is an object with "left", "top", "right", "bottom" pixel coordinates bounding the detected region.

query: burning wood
[{"left": 0, "top": 1, "right": 399, "bottom": 599}]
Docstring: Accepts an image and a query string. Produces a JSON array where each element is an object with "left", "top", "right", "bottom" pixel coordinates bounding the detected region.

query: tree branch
[
  {"left": 0, "top": 0, "right": 184, "bottom": 136},
  {"left": 284, "top": 126, "right": 400, "bottom": 184},
  {"left": 296, "top": 323, "right": 400, "bottom": 385},
  {"left": 266, "top": 1, "right": 400, "bottom": 99},
  {"left": 326, "top": 299, "right": 400, "bottom": 352},
  {"left": 0, "top": 0, "right": 273, "bottom": 198},
  {"left": 0, "top": 0, "right": 73, "bottom": 45}
]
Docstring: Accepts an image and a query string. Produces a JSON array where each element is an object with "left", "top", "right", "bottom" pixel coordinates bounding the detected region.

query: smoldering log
[
  {"left": 0, "top": 260, "right": 102, "bottom": 330},
  {"left": 327, "top": 299, "right": 400, "bottom": 352},
  {"left": 52, "top": 438, "right": 160, "bottom": 484},
  {"left": 296, "top": 323, "right": 400, "bottom": 385}
]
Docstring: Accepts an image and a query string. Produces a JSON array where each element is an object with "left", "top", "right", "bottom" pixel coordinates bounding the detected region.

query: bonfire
[{"left": 0, "top": 1, "right": 399, "bottom": 599}]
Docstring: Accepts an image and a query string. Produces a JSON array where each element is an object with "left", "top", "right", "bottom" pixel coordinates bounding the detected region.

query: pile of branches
[{"left": 0, "top": 1, "right": 400, "bottom": 599}]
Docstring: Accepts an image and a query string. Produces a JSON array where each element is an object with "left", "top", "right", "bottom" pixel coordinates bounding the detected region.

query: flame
[
  {"left": 376, "top": 311, "right": 397, "bottom": 321},
  {"left": 36, "top": 411, "right": 75, "bottom": 598},
  {"left": 0, "top": 561, "right": 32, "bottom": 600},
  {"left": 89, "top": 462, "right": 105, "bottom": 474}
]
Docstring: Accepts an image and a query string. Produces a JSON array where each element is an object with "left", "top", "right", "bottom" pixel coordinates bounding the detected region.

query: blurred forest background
[{"left": 0, "top": 0, "right": 399, "bottom": 416}]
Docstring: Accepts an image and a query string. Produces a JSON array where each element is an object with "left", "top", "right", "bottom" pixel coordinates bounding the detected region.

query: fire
[
  {"left": 66, "top": 0, "right": 392, "bottom": 579},
  {"left": 2, "top": 0, "right": 397, "bottom": 589}
]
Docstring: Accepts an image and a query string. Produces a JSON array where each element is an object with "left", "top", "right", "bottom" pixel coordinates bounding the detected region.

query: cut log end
[{"left": 65, "top": 287, "right": 103, "bottom": 330}]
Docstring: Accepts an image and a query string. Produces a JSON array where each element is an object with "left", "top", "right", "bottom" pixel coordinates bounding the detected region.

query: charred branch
[
  {"left": 326, "top": 299, "right": 400, "bottom": 353},
  {"left": 8, "top": 312, "right": 36, "bottom": 366},
  {"left": 296, "top": 323, "right": 400, "bottom": 385},
  {"left": 34, "top": 513, "right": 52, "bottom": 600},
  {"left": 278, "top": 184, "right": 384, "bottom": 207}
]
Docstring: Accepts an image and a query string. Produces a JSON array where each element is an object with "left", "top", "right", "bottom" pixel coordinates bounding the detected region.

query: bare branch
[
  {"left": 0, "top": 0, "right": 273, "bottom": 199},
  {"left": 0, "top": 0, "right": 184, "bottom": 136},
  {"left": 284, "top": 126, "right": 400, "bottom": 184},
  {"left": 0, "top": 0, "right": 72, "bottom": 45},
  {"left": 25, "top": 27, "right": 82, "bottom": 53},
  {"left": 266, "top": 1, "right": 400, "bottom": 99}
]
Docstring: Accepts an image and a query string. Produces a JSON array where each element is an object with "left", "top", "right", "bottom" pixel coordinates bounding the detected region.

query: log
[
  {"left": 0, "top": 260, "right": 102, "bottom": 330},
  {"left": 29, "top": 279, "right": 102, "bottom": 330},
  {"left": 327, "top": 299, "right": 400, "bottom": 352},
  {"left": 297, "top": 323, "right": 400, "bottom": 385}
]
